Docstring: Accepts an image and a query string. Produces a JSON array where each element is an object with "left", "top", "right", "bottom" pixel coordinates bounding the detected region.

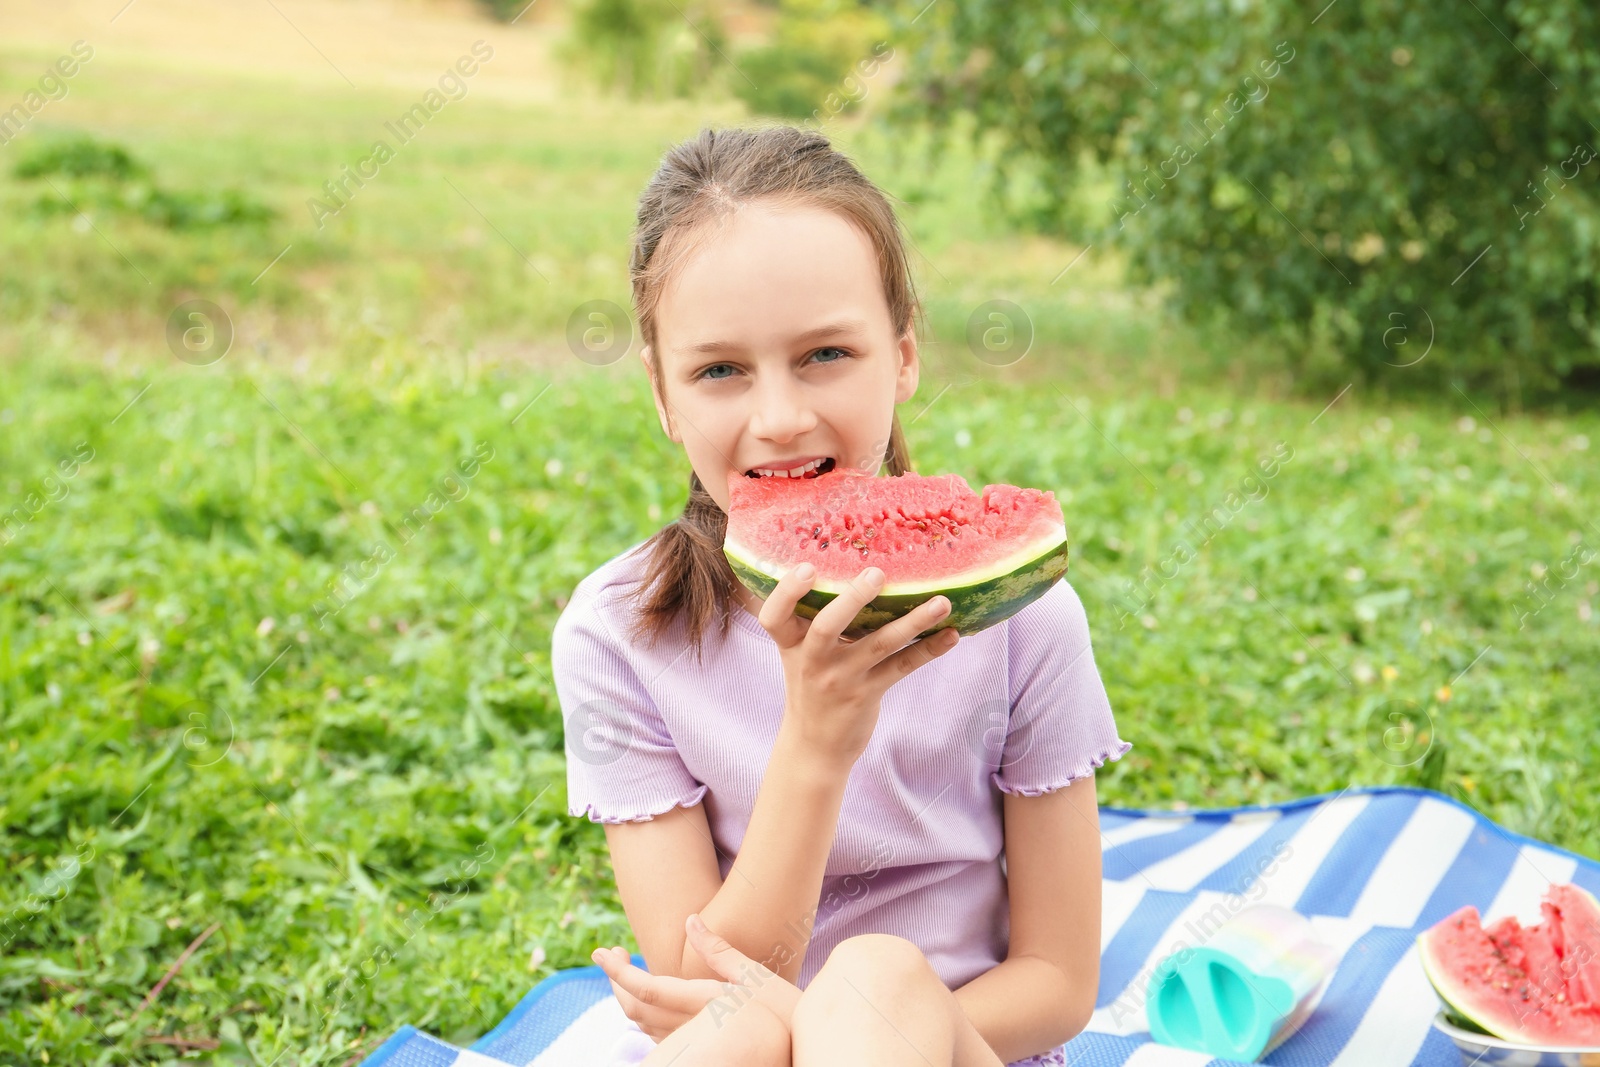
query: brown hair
[{"left": 622, "top": 123, "right": 925, "bottom": 659}]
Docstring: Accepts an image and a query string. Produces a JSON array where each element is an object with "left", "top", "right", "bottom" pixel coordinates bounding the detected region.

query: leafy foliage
[
  {"left": 887, "top": 0, "right": 1600, "bottom": 402},
  {"left": 555, "top": 0, "right": 732, "bottom": 100},
  {"left": 12, "top": 134, "right": 146, "bottom": 182},
  {"left": 473, "top": 0, "right": 533, "bottom": 20},
  {"left": 12, "top": 133, "right": 274, "bottom": 230},
  {"left": 731, "top": 0, "right": 891, "bottom": 120}
]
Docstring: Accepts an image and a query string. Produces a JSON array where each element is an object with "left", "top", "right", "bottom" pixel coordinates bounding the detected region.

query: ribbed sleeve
[
  {"left": 992, "top": 579, "right": 1131, "bottom": 796},
  {"left": 552, "top": 578, "right": 709, "bottom": 824}
]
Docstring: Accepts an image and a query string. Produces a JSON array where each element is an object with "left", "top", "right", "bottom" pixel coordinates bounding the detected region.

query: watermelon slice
[
  {"left": 1416, "top": 882, "right": 1600, "bottom": 1046},
  {"left": 723, "top": 466, "right": 1070, "bottom": 639}
]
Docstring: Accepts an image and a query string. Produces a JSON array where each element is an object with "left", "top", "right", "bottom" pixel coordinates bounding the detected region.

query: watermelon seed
[
  {"left": 819, "top": 541, "right": 829, "bottom": 549},
  {"left": 812, "top": 526, "right": 821, "bottom": 538},
  {"left": 851, "top": 538, "right": 866, "bottom": 550}
]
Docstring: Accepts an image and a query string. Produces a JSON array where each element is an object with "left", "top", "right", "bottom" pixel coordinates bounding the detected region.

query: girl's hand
[
  {"left": 683, "top": 912, "right": 801, "bottom": 1029},
  {"left": 593, "top": 913, "right": 802, "bottom": 1042},
  {"left": 758, "top": 563, "right": 959, "bottom": 768},
  {"left": 591, "top": 947, "right": 724, "bottom": 1043}
]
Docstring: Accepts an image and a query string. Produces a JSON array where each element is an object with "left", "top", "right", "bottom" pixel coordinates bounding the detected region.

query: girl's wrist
[{"left": 773, "top": 718, "right": 858, "bottom": 781}]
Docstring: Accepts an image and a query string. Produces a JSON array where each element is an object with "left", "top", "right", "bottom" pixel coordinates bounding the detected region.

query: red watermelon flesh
[
  {"left": 1417, "top": 883, "right": 1600, "bottom": 1045},
  {"left": 722, "top": 467, "right": 1070, "bottom": 638},
  {"left": 725, "top": 466, "right": 1064, "bottom": 587}
]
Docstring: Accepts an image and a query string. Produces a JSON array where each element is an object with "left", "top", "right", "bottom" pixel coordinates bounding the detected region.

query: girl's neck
[{"left": 729, "top": 581, "right": 765, "bottom": 625}]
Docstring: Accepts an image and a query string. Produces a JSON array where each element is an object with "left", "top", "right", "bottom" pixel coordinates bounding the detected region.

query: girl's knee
[
  {"left": 809, "top": 934, "right": 942, "bottom": 999},
  {"left": 645, "top": 995, "right": 790, "bottom": 1067}
]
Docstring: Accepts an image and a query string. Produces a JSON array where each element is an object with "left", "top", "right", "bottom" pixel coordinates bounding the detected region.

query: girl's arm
[
  {"left": 604, "top": 723, "right": 853, "bottom": 985},
  {"left": 607, "top": 568, "right": 958, "bottom": 987},
  {"left": 952, "top": 775, "right": 1103, "bottom": 1064}
]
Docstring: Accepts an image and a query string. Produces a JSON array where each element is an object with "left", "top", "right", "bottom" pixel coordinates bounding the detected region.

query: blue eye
[{"left": 695, "top": 347, "right": 851, "bottom": 381}]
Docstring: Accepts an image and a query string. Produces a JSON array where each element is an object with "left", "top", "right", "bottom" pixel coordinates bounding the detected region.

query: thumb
[{"left": 685, "top": 913, "right": 760, "bottom": 983}]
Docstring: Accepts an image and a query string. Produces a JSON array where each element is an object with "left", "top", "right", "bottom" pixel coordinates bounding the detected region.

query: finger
[
  {"left": 755, "top": 563, "right": 818, "bottom": 648},
  {"left": 610, "top": 974, "right": 708, "bottom": 1039},
  {"left": 866, "top": 624, "right": 960, "bottom": 687},
  {"left": 600, "top": 954, "right": 681, "bottom": 1011},
  {"left": 600, "top": 945, "right": 726, "bottom": 1000},
  {"left": 685, "top": 912, "right": 775, "bottom": 984},
  {"left": 605, "top": 974, "right": 637, "bottom": 1013},
  {"left": 608, "top": 980, "right": 673, "bottom": 1044},
  {"left": 859, "top": 594, "right": 953, "bottom": 665},
  {"left": 604, "top": 972, "right": 649, "bottom": 1025},
  {"left": 599, "top": 947, "right": 729, "bottom": 1015},
  {"left": 804, "top": 566, "right": 887, "bottom": 646}
]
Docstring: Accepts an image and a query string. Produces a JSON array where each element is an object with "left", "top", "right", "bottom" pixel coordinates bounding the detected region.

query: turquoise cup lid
[
  {"left": 1144, "top": 904, "right": 1337, "bottom": 1062},
  {"left": 1146, "top": 946, "right": 1298, "bottom": 1061}
]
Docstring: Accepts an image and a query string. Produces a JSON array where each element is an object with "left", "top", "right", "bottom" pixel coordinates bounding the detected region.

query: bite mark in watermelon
[
  {"left": 723, "top": 466, "right": 1070, "bottom": 639},
  {"left": 1416, "top": 882, "right": 1600, "bottom": 1046}
]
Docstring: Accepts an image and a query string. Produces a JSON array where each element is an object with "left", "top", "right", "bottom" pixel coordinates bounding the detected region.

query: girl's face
[{"left": 641, "top": 200, "right": 920, "bottom": 514}]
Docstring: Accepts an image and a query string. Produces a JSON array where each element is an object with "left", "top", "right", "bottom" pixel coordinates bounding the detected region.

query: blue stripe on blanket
[
  {"left": 1413, "top": 823, "right": 1520, "bottom": 930},
  {"left": 1294, "top": 792, "right": 1419, "bottom": 916},
  {"left": 1194, "top": 804, "right": 1316, "bottom": 896},
  {"left": 471, "top": 961, "right": 644, "bottom": 1064},
  {"left": 1094, "top": 891, "right": 1194, "bottom": 1011},
  {"left": 357, "top": 787, "right": 1600, "bottom": 1067},
  {"left": 1260, "top": 926, "right": 1416, "bottom": 1063},
  {"left": 1102, "top": 818, "right": 1224, "bottom": 882}
]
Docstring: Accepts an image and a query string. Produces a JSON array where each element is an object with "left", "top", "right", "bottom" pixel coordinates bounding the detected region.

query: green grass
[
  {"left": 0, "top": 43, "right": 1262, "bottom": 399},
  {"left": 3, "top": 355, "right": 1597, "bottom": 1063},
  {"left": 3, "top": 22, "right": 1599, "bottom": 1067}
]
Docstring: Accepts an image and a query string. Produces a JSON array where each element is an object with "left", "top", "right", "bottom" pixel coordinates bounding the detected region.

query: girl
[{"left": 552, "top": 124, "right": 1131, "bottom": 1067}]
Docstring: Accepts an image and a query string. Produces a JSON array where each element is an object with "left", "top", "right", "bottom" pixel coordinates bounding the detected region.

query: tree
[
  {"left": 886, "top": 0, "right": 1600, "bottom": 403},
  {"left": 557, "top": 0, "right": 731, "bottom": 101}
]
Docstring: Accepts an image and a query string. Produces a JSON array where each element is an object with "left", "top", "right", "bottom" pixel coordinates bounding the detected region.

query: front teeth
[{"left": 753, "top": 457, "right": 827, "bottom": 478}]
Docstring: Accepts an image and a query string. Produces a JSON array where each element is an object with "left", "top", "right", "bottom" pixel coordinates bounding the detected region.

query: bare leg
[
  {"left": 790, "top": 934, "right": 962, "bottom": 1067},
  {"left": 641, "top": 994, "right": 791, "bottom": 1067}
]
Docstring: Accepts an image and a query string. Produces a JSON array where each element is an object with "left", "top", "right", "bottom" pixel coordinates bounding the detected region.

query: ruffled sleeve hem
[
  {"left": 569, "top": 783, "right": 710, "bottom": 824},
  {"left": 991, "top": 739, "right": 1132, "bottom": 797}
]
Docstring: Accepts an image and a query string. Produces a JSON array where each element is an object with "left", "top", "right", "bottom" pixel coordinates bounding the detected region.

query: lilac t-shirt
[{"left": 554, "top": 538, "right": 1131, "bottom": 997}]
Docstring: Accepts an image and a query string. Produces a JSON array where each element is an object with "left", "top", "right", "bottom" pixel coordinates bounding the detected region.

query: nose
[{"left": 747, "top": 371, "right": 817, "bottom": 444}]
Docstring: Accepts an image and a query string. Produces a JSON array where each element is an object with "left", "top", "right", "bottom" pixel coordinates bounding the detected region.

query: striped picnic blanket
[{"left": 359, "top": 786, "right": 1600, "bottom": 1067}]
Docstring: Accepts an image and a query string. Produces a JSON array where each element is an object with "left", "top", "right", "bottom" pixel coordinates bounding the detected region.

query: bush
[
  {"left": 734, "top": 40, "right": 851, "bottom": 121},
  {"left": 731, "top": 0, "right": 890, "bottom": 121},
  {"left": 556, "top": 0, "right": 731, "bottom": 101},
  {"left": 475, "top": 0, "right": 532, "bottom": 20},
  {"left": 887, "top": 0, "right": 1600, "bottom": 404},
  {"left": 12, "top": 132, "right": 274, "bottom": 229},
  {"left": 13, "top": 134, "right": 146, "bottom": 181}
]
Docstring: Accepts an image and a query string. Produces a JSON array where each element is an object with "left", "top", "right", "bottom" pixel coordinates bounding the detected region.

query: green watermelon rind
[
  {"left": 1440, "top": 1008, "right": 1492, "bottom": 1036},
  {"left": 1415, "top": 887, "right": 1600, "bottom": 1046},
  {"left": 724, "top": 534, "right": 1071, "bottom": 640}
]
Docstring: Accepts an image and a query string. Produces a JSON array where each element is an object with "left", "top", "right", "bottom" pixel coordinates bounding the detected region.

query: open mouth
[{"left": 744, "top": 457, "right": 837, "bottom": 479}]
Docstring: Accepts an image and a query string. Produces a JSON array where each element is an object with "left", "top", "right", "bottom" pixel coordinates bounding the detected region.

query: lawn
[{"left": 3, "top": 2, "right": 1599, "bottom": 1063}]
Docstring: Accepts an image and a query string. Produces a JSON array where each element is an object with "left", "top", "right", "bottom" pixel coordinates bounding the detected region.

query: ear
[
  {"left": 640, "top": 345, "right": 679, "bottom": 442},
  {"left": 894, "top": 327, "right": 920, "bottom": 405}
]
